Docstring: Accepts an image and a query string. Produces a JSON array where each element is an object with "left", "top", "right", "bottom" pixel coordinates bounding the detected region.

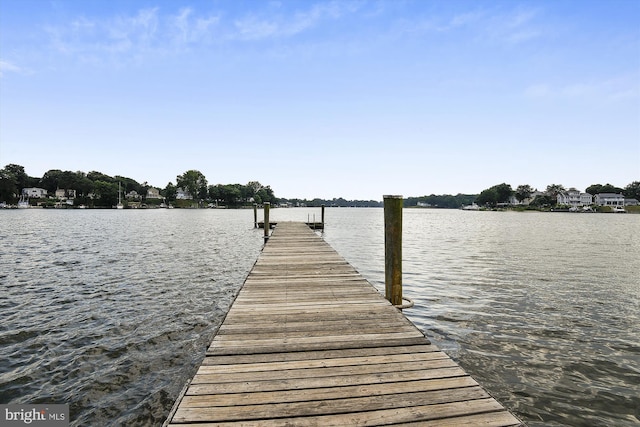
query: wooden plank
[
  {"left": 172, "top": 387, "right": 491, "bottom": 422},
  {"left": 207, "top": 333, "right": 428, "bottom": 355},
  {"left": 186, "top": 366, "right": 469, "bottom": 395},
  {"left": 168, "top": 398, "right": 516, "bottom": 426},
  {"left": 166, "top": 222, "right": 523, "bottom": 426},
  {"left": 196, "top": 352, "right": 450, "bottom": 374},
  {"left": 190, "top": 359, "right": 459, "bottom": 385},
  {"left": 180, "top": 377, "right": 479, "bottom": 407},
  {"left": 203, "top": 344, "right": 439, "bottom": 364}
]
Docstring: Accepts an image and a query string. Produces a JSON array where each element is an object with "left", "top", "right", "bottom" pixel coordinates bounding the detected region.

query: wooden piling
[
  {"left": 263, "top": 202, "right": 270, "bottom": 241},
  {"left": 321, "top": 204, "right": 325, "bottom": 227},
  {"left": 384, "top": 195, "right": 403, "bottom": 306},
  {"left": 253, "top": 203, "right": 258, "bottom": 228}
]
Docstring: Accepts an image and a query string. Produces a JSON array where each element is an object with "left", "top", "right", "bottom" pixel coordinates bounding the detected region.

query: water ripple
[
  {"left": 322, "top": 208, "right": 640, "bottom": 427},
  {"left": 0, "top": 209, "right": 262, "bottom": 426}
]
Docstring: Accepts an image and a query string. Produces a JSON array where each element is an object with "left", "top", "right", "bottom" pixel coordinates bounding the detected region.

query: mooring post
[
  {"left": 321, "top": 204, "right": 325, "bottom": 227},
  {"left": 263, "top": 202, "right": 270, "bottom": 242},
  {"left": 384, "top": 195, "right": 403, "bottom": 306},
  {"left": 253, "top": 203, "right": 258, "bottom": 228}
]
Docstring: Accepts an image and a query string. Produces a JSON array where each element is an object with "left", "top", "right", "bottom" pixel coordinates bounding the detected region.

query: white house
[
  {"left": 512, "top": 191, "right": 544, "bottom": 205},
  {"left": 176, "top": 188, "right": 192, "bottom": 200},
  {"left": 22, "top": 188, "right": 48, "bottom": 198},
  {"left": 557, "top": 191, "right": 593, "bottom": 207},
  {"left": 126, "top": 190, "right": 142, "bottom": 200},
  {"left": 595, "top": 193, "right": 625, "bottom": 207},
  {"left": 55, "top": 189, "right": 76, "bottom": 199},
  {"left": 146, "top": 187, "right": 161, "bottom": 199}
]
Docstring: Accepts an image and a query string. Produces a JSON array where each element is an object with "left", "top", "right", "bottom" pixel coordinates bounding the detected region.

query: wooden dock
[
  {"left": 257, "top": 221, "right": 325, "bottom": 230},
  {"left": 166, "top": 222, "right": 522, "bottom": 426}
]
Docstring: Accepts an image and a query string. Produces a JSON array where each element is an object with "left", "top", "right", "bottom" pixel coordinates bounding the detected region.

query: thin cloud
[
  {"left": 524, "top": 74, "right": 640, "bottom": 103},
  {"left": 393, "top": 5, "right": 542, "bottom": 45},
  {"left": 232, "top": 1, "right": 362, "bottom": 40},
  {"left": 0, "top": 60, "right": 23, "bottom": 77},
  {"left": 233, "top": 15, "right": 280, "bottom": 40},
  {"left": 45, "top": 7, "right": 160, "bottom": 59},
  {"left": 170, "top": 7, "right": 220, "bottom": 46},
  {"left": 42, "top": 3, "right": 358, "bottom": 61},
  {"left": 477, "top": 6, "right": 543, "bottom": 45}
]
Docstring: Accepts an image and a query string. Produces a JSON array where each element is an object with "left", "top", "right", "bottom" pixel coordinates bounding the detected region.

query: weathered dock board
[
  {"left": 167, "top": 222, "right": 522, "bottom": 426},
  {"left": 257, "top": 221, "right": 325, "bottom": 230}
]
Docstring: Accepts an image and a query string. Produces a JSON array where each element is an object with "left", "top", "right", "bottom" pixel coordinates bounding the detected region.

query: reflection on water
[{"left": 1, "top": 208, "right": 639, "bottom": 426}]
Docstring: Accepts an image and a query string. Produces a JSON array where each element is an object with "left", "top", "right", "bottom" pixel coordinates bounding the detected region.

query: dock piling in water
[
  {"left": 384, "top": 195, "right": 403, "bottom": 307},
  {"left": 263, "top": 202, "right": 270, "bottom": 241},
  {"left": 253, "top": 203, "right": 258, "bottom": 228}
]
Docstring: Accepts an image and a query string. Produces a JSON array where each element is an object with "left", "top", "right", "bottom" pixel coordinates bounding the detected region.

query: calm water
[{"left": 1, "top": 208, "right": 639, "bottom": 426}]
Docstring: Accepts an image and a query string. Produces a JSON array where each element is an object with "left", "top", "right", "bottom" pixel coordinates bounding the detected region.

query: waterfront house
[
  {"left": 126, "top": 190, "right": 142, "bottom": 200},
  {"left": 146, "top": 187, "right": 161, "bottom": 199},
  {"left": 176, "top": 188, "right": 193, "bottom": 200},
  {"left": 22, "top": 187, "right": 48, "bottom": 198},
  {"left": 511, "top": 191, "right": 544, "bottom": 206},
  {"left": 595, "top": 193, "right": 625, "bottom": 207},
  {"left": 55, "top": 189, "right": 76, "bottom": 199},
  {"left": 557, "top": 190, "right": 593, "bottom": 207}
]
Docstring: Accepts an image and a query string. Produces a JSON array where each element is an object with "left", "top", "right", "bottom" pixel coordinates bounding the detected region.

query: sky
[{"left": 1, "top": 0, "right": 638, "bottom": 201}]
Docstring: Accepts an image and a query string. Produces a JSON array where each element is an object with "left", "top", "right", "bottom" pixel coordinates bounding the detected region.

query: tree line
[
  {"left": 279, "top": 197, "right": 383, "bottom": 207},
  {"left": 0, "top": 164, "right": 277, "bottom": 208},
  {"left": 474, "top": 182, "right": 640, "bottom": 208},
  {"left": 2, "top": 163, "right": 637, "bottom": 209}
]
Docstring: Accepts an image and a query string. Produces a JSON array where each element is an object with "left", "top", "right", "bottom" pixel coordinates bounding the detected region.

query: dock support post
[
  {"left": 263, "top": 202, "right": 270, "bottom": 242},
  {"left": 253, "top": 203, "right": 258, "bottom": 228},
  {"left": 384, "top": 195, "right": 403, "bottom": 307},
  {"left": 321, "top": 204, "right": 325, "bottom": 227}
]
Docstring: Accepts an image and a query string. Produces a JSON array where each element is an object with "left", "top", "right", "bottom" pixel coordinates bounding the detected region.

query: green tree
[
  {"left": 163, "top": 182, "right": 177, "bottom": 202},
  {"left": 494, "top": 183, "right": 513, "bottom": 203},
  {"left": 3, "top": 164, "right": 30, "bottom": 192},
  {"left": 87, "top": 171, "right": 115, "bottom": 183},
  {"left": 624, "top": 181, "right": 640, "bottom": 200},
  {"left": 246, "top": 181, "right": 263, "bottom": 194},
  {"left": 208, "top": 184, "right": 223, "bottom": 203},
  {"left": 546, "top": 184, "right": 566, "bottom": 200},
  {"left": 585, "top": 184, "right": 603, "bottom": 195},
  {"left": 476, "top": 188, "right": 498, "bottom": 207},
  {"left": 92, "top": 181, "right": 118, "bottom": 207},
  {"left": 530, "top": 194, "right": 554, "bottom": 208},
  {"left": 599, "top": 183, "right": 624, "bottom": 194},
  {"left": 76, "top": 174, "right": 94, "bottom": 197},
  {"left": 222, "top": 184, "right": 242, "bottom": 206},
  {"left": 476, "top": 183, "right": 513, "bottom": 206},
  {"left": 176, "top": 170, "right": 207, "bottom": 203},
  {"left": 259, "top": 185, "right": 276, "bottom": 204},
  {"left": 40, "top": 169, "right": 63, "bottom": 193},
  {"left": 515, "top": 185, "right": 534, "bottom": 203},
  {"left": 0, "top": 166, "right": 19, "bottom": 201},
  {"left": 586, "top": 183, "right": 624, "bottom": 196},
  {"left": 115, "top": 175, "right": 145, "bottom": 198}
]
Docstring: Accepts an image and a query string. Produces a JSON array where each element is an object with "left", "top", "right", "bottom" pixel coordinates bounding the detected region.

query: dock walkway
[{"left": 167, "top": 222, "right": 522, "bottom": 426}]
